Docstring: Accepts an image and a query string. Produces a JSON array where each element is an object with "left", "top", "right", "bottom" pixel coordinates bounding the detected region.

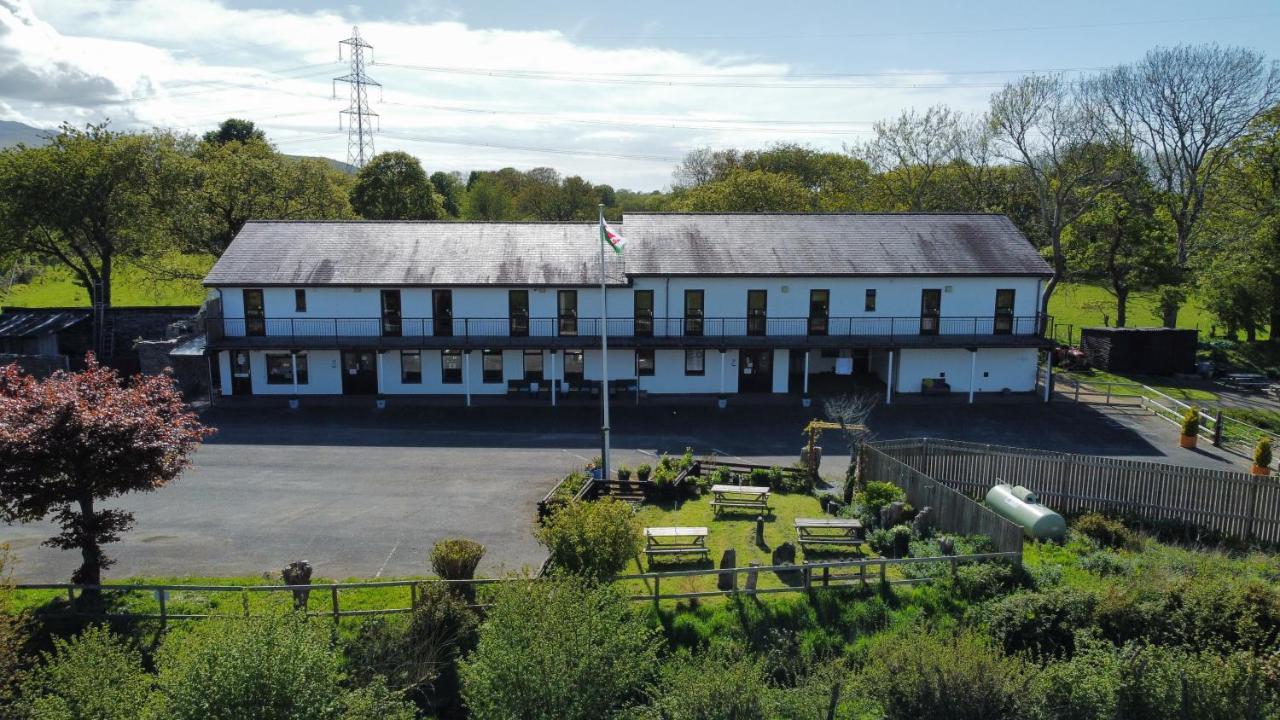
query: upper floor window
[
  {"left": 243, "top": 289, "right": 265, "bottom": 337},
  {"left": 294, "top": 289, "right": 307, "bottom": 313},
  {"left": 994, "top": 289, "right": 1015, "bottom": 334},
  {"left": 684, "top": 290, "right": 704, "bottom": 337},
  {"left": 864, "top": 289, "right": 877, "bottom": 312},
  {"left": 509, "top": 290, "right": 529, "bottom": 337}
]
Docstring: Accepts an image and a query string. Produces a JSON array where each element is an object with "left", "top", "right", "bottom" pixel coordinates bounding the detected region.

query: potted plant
[
  {"left": 1179, "top": 407, "right": 1199, "bottom": 449},
  {"left": 617, "top": 466, "right": 632, "bottom": 482},
  {"left": 635, "top": 463, "right": 652, "bottom": 483},
  {"left": 288, "top": 395, "right": 299, "bottom": 410},
  {"left": 375, "top": 393, "right": 387, "bottom": 410},
  {"left": 1253, "top": 437, "right": 1273, "bottom": 476},
  {"left": 801, "top": 392, "right": 811, "bottom": 408},
  {"left": 717, "top": 394, "right": 727, "bottom": 409}
]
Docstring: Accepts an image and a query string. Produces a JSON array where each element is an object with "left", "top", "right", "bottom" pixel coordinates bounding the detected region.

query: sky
[{"left": 1, "top": 0, "right": 1278, "bottom": 190}]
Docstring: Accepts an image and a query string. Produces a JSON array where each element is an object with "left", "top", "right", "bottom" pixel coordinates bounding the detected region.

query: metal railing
[{"left": 208, "top": 314, "right": 1047, "bottom": 343}]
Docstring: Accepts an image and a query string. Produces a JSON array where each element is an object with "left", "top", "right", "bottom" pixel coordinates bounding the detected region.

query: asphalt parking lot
[{"left": 0, "top": 396, "right": 1248, "bottom": 582}]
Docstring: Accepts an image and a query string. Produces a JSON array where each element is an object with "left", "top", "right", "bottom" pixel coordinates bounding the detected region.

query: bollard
[{"left": 755, "top": 515, "right": 765, "bottom": 546}]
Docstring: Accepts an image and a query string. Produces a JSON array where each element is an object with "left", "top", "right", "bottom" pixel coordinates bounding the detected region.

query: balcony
[{"left": 206, "top": 315, "right": 1050, "bottom": 351}]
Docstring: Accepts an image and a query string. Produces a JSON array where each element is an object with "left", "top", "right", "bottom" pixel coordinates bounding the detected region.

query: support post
[
  {"left": 968, "top": 349, "right": 976, "bottom": 404},
  {"left": 1043, "top": 350, "right": 1052, "bottom": 403},
  {"left": 291, "top": 351, "right": 299, "bottom": 394},
  {"left": 803, "top": 350, "right": 810, "bottom": 394},
  {"left": 886, "top": 350, "right": 894, "bottom": 405},
  {"left": 376, "top": 351, "right": 384, "bottom": 395},
  {"left": 550, "top": 350, "right": 557, "bottom": 407},
  {"left": 464, "top": 350, "right": 471, "bottom": 407}
]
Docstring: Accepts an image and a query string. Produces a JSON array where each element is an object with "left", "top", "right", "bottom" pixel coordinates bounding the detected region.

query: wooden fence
[
  {"left": 859, "top": 444, "right": 1025, "bottom": 556},
  {"left": 871, "top": 437, "right": 1280, "bottom": 544}
]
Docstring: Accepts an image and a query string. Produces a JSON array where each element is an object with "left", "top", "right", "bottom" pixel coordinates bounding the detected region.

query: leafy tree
[
  {"left": 674, "top": 168, "right": 812, "bottom": 212},
  {"left": 460, "top": 578, "right": 661, "bottom": 720},
  {"left": 0, "top": 124, "right": 185, "bottom": 343},
  {"left": 203, "top": 118, "right": 266, "bottom": 145},
  {"left": 350, "top": 151, "right": 445, "bottom": 220},
  {"left": 0, "top": 544, "right": 24, "bottom": 705},
  {"left": 561, "top": 175, "right": 600, "bottom": 219},
  {"left": 0, "top": 359, "right": 211, "bottom": 585},
  {"left": 429, "top": 170, "right": 464, "bottom": 217},
  {"left": 1061, "top": 149, "right": 1176, "bottom": 327},
  {"left": 1086, "top": 45, "right": 1280, "bottom": 326},
  {"left": 17, "top": 625, "right": 153, "bottom": 720},
  {"left": 594, "top": 182, "right": 617, "bottom": 208},
  {"left": 514, "top": 167, "right": 564, "bottom": 219},
  {"left": 673, "top": 143, "right": 873, "bottom": 210},
  {"left": 536, "top": 497, "right": 643, "bottom": 580},
  {"left": 462, "top": 176, "right": 516, "bottom": 220},
  {"left": 857, "top": 104, "right": 961, "bottom": 210}
]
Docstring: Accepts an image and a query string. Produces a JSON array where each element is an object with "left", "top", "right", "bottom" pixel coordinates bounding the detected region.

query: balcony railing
[{"left": 208, "top": 315, "right": 1047, "bottom": 344}]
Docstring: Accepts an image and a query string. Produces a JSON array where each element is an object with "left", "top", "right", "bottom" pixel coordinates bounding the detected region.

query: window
[
  {"left": 523, "top": 350, "right": 544, "bottom": 381},
  {"left": 864, "top": 289, "right": 877, "bottom": 312},
  {"left": 557, "top": 290, "right": 578, "bottom": 336},
  {"left": 994, "top": 289, "right": 1015, "bottom": 334},
  {"left": 684, "top": 289, "right": 704, "bottom": 336},
  {"left": 920, "top": 289, "right": 942, "bottom": 335},
  {"left": 441, "top": 349, "right": 462, "bottom": 384},
  {"left": 243, "top": 289, "right": 265, "bottom": 336},
  {"left": 266, "top": 353, "right": 307, "bottom": 385},
  {"left": 808, "top": 289, "right": 830, "bottom": 335},
  {"left": 509, "top": 290, "right": 529, "bottom": 337},
  {"left": 294, "top": 289, "right": 307, "bottom": 312},
  {"left": 746, "top": 290, "right": 767, "bottom": 336},
  {"left": 483, "top": 349, "right": 503, "bottom": 383},
  {"left": 401, "top": 351, "right": 422, "bottom": 384},
  {"left": 381, "top": 289, "right": 402, "bottom": 337},
  {"left": 564, "top": 349, "right": 585, "bottom": 384},
  {"left": 636, "top": 349, "right": 656, "bottom": 376},
  {"left": 634, "top": 289, "right": 654, "bottom": 336},
  {"left": 684, "top": 349, "right": 705, "bottom": 376}
]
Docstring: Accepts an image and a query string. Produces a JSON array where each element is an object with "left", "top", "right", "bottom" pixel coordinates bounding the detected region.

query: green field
[
  {"left": 1047, "top": 282, "right": 1219, "bottom": 334},
  {"left": 1, "top": 256, "right": 211, "bottom": 308}
]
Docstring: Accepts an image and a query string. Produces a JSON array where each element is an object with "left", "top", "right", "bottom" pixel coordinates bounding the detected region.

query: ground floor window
[
  {"left": 523, "top": 350, "right": 543, "bottom": 381},
  {"left": 266, "top": 353, "right": 308, "bottom": 385},
  {"left": 442, "top": 349, "right": 463, "bottom": 384},
  {"left": 564, "top": 350, "right": 584, "bottom": 384},
  {"left": 684, "top": 349, "right": 705, "bottom": 376},
  {"left": 636, "top": 349, "right": 655, "bottom": 376},
  {"left": 482, "top": 349, "right": 503, "bottom": 383},
  {"left": 401, "top": 350, "right": 422, "bottom": 384}
]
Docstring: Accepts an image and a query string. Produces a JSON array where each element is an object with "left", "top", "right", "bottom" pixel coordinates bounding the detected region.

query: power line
[
  {"left": 378, "top": 131, "right": 681, "bottom": 162},
  {"left": 334, "top": 26, "right": 381, "bottom": 168},
  {"left": 380, "top": 63, "right": 1105, "bottom": 80}
]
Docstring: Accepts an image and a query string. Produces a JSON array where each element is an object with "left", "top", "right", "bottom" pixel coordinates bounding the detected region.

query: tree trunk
[
  {"left": 1040, "top": 274, "right": 1059, "bottom": 334},
  {"left": 74, "top": 495, "right": 103, "bottom": 607},
  {"left": 1115, "top": 288, "right": 1128, "bottom": 328}
]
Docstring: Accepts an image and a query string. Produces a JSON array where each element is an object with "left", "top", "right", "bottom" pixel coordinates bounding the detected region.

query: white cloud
[{"left": 6, "top": 0, "right": 996, "bottom": 188}]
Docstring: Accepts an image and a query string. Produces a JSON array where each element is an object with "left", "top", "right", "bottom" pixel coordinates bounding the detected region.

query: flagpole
[{"left": 598, "top": 203, "right": 611, "bottom": 486}]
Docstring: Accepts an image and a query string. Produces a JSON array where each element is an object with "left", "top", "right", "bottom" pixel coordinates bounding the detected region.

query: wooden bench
[
  {"left": 795, "top": 518, "right": 864, "bottom": 549},
  {"left": 644, "top": 526, "right": 709, "bottom": 564},
  {"left": 710, "top": 484, "right": 771, "bottom": 515}
]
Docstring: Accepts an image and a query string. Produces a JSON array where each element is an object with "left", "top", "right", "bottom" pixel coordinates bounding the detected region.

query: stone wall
[
  {"left": 0, "top": 353, "right": 69, "bottom": 377},
  {"left": 136, "top": 338, "right": 209, "bottom": 397}
]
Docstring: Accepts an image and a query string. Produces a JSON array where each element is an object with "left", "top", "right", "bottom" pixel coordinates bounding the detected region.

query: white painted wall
[
  {"left": 896, "top": 347, "right": 1039, "bottom": 394},
  {"left": 235, "top": 349, "right": 343, "bottom": 395}
]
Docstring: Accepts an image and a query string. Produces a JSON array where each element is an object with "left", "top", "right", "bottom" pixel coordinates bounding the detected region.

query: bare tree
[
  {"left": 989, "top": 74, "right": 1110, "bottom": 321},
  {"left": 822, "top": 393, "right": 878, "bottom": 503},
  {"left": 1084, "top": 45, "right": 1279, "bottom": 326},
  {"left": 953, "top": 113, "right": 1002, "bottom": 211},
  {"left": 857, "top": 104, "right": 961, "bottom": 210}
]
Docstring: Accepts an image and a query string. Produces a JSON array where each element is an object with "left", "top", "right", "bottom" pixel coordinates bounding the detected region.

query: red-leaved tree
[{"left": 0, "top": 357, "right": 213, "bottom": 585}]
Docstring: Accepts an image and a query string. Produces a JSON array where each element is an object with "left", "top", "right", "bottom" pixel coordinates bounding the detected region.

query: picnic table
[
  {"left": 1222, "top": 373, "right": 1272, "bottom": 392},
  {"left": 710, "top": 484, "right": 771, "bottom": 515},
  {"left": 795, "top": 518, "right": 864, "bottom": 549},
  {"left": 644, "top": 526, "right": 709, "bottom": 563}
]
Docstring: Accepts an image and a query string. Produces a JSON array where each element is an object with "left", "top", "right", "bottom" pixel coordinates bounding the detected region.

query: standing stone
[
  {"left": 939, "top": 536, "right": 956, "bottom": 556},
  {"left": 880, "top": 501, "right": 905, "bottom": 528},
  {"left": 755, "top": 515, "right": 766, "bottom": 546},
  {"left": 282, "top": 560, "right": 313, "bottom": 610},
  {"left": 772, "top": 542, "right": 801, "bottom": 583},
  {"left": 718, "top": 549, "right": 737, "bottom": 591},
  {"left": 913, "top": 506, "right": 935, "bottom": 536}
]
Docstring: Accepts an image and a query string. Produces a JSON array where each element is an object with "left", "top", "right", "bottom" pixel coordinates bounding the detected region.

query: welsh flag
[{"left": 601, "top": 220, "right": 626, "bottom": 255}]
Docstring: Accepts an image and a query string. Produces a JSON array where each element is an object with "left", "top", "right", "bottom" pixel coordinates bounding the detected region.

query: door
[
  {"left": 920, "top": 289, "right": 941, "bottom": 335},
  {"left": 738, "top": 349, "right": 772, "bottom": 393},
  {"left": 381, "top": 290, "right": 402, "bottom": 337},
  {"left": 432, "top": 290, "right": 452, "bottom": 337},
  {"left": 684, "top": 289, "right": 704, "bottom": 337},
  {"left": 634, "top": 289, "right": 654, "bottom": 337},
  {"left": 564, "top": 349, "right": 585, "bottom": 385},
  {"left": 747, "top": 290, "right": 767, "bottom": 336},
  {"left": 558, "top": 290, "right": 577, "bottom": 336},
  {"left": 231, "top": 350, "right": 253, "bottom": 395},
  {"left": 509, "top": 290, "right": 529, "bottom": 337},
  {"left": 788, "top": 349, "right": 807, "bottom": 393},
  {"left": 994, "top": 289, "right": 1015, "bottom": 334},
  {"left": 341, "top": 350, "right": 378, "bottom": 394},
  {"left": 808, "top": 290, "right": 830, "bottom": 336},
  {"left": 243, "top": 289, "right": 265, "bottom": 337}
]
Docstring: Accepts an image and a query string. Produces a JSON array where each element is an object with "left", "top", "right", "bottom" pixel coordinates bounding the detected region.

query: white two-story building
[{"left": 203, "top": 213, "right": 1053, "bottom": 403}]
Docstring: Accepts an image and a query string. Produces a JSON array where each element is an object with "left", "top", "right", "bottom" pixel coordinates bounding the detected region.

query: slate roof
[
  {"left": 0, "top": 308, "right": 90, "bottom": 338},
  {"left": 205, "top": 214, "right": 1051, "bottom": 287}
]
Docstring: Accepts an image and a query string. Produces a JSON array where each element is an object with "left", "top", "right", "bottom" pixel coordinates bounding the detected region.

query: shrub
[
  {"left": 460, "top": 579, "right": 661, "bottom": 720},
  {"left": 335, "top": 677, "right": 418, "bottom": 720},
  {"left": 1073, "top": 513, "right": 1142, "bottom": 551},
  {"left": 154, "top": 613, "right": 347, "bottom": 720},
  {"left": 430, "top": 537, "right": 486, "bottom": 582},
  {"left": 536, "top": 498, "right": 643, "bottom": 580},
  {"left": 1255, "top": 437, "right": 1272, "bottom": 468},
  {"left": 17, "top": 625, "right": 152, "bottom": 720},
  {"left": 749, "top": 468, "right": 770, "bottom": 487},
  {"left": 678, "top": 447, "right": 695, "bottom": 470},
  {"left": 1180, "top": 407, "right": 1200, "bottom": 436},
  {"left": 345, "top": 582, "right": 478, "bottom": 715},
  {"left": 984, "top": 588, "right": 1097, "bottom": 657},
  {"left": 855, "top": 481, "right": 906, "bottom": 527},
  {"left": 948, "top": 562, "right": 1016, "bottom": 603},
  {"left": 617, "top": 465, "right": 632, "bottom": 481},
  {"left": 0, "top": 544, "right": 24, "bottom": 704},
  {"left": 636, "top": 463, "right": 652, "bottom": 482},
  {"left": 857, "top": 627, "right": 1037, "bottom": 720},
  {"left": 643, "top": 645, "right": 771, "bottom": 720}
]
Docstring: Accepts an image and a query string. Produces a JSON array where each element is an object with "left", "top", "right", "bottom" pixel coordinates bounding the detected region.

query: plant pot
[
  {"left": 801, "top": 394, "right": 812, "bottom": 408},
  {"left": 287, "top": 398, "right": 299, "bottom": 410},
  {"left": 1179, "top": 434, "right": 1197, "bottom": 449},
  {"left": 375, "top": 398, "right": 387, "bottom": 410},
  {"left": 717, "top": 395, "right": 727, "bottom": 409},
  {"left": 1252, "top": 465, "right": 1272, "bottom": 476}
]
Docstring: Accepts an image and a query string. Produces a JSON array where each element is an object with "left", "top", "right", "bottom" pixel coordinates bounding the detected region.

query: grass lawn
[
  {"left": 620, "top": 492, "right": 886, "bottom": 603},
  {"left": 1057, "top": 367, "right": 1219, "bottom": 403},
  {"left": 1, "top": 256, "right": 212, "bottom": 308},
  {"left": 1048, "top": 282, "right": 1219, "bottom": 334}
]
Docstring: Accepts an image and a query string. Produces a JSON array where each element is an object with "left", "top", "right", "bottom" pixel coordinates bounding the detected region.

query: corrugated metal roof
[
  {"left": 204, "top": 213, "right": 1051, "bottom": 287},
  {"left": 0, "top": 308, "right": 90, "bottom": 338}
]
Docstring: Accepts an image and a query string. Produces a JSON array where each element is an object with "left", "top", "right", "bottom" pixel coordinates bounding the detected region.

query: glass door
[
  {"left": 243, "top": 289, "right": 265, "bottom": 337},
  {"left": 558, "top": 290, "right": 578, "bottom": 336},
  {"left": 808, "top": 290, "right": 829, "bottom": 336},
  {"left": 747, "top": 290, "right": 767, "bottom": 336},
  {"left": 381, "top": 290, "right": 402, "bottom": 337},
  {"left": 684, "top": 289, "right": 704, "bottom": 337},
  {"left": 564, "top": 349, "right": 584, "bottom": 385},
  {"left": 920, "top": 289, "right": 941, "bottom": 335},
  {"left": 634, "top": 290, "right": 654, "bottom": 337},
  {"left": 432, "top": 290, "right": 452, "bottom": 337},
  {"left": 509, "top": 290, "right": 529, "bottom": 337},
  {"left": 994, "top": 289, "right": 1015, "bottom": 334}
]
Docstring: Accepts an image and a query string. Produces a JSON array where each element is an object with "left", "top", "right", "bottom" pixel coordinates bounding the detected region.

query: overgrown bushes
[
  {"left": 536, "top": 498, "right": 643, "bottom": 580},
  {"left": 1073, "top": 512, "right": 1143, "bottom": 551},
  {"left": 429, "top": 538, "right": 485, "bottom": 582},
  {"left": 16, "top": 625, "right": 152, "bottom": 720}
]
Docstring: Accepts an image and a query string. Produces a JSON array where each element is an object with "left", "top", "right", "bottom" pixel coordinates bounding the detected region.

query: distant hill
[{"left": 0, "top": 120, "right": 53, "bottom": 148}]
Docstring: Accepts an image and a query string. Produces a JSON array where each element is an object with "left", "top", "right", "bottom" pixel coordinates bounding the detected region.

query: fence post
[
  {"left": 410, "top": 583, "right": 418, "bottom": 610},
  {"left": 823, "top": 565, "right": 830, "bottom": 588},
  {"left": 653, "top": 575, "right": 661, "bottom": 605},
  {"left": 1213, "top": 410, "right": 1223, "bottom": 447},
  {"left": 331, "top": 586, "right": 340, "bottom": 625},
  {"left": 241, "top": 589, "right": 249, "bottom": 617},
  {"left": 879, "top": 560, "right": 887, "bottom": 586},
  {"left": 802, "top": 563, "right": 812, "bottom": 593},
  {"left": 1244, "top": 477, "right": 1261, "bottom": 542},
  {"left": 1105, "top": 383, "right": 1111, "bottom": 405},
  {"left": 158, "top": 589, "right": 167, "bottom": 631}
]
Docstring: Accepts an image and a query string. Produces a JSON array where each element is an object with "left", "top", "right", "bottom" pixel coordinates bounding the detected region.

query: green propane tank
[{"left": 985, "top": 483, "right": 1066, "bottom": 540}]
